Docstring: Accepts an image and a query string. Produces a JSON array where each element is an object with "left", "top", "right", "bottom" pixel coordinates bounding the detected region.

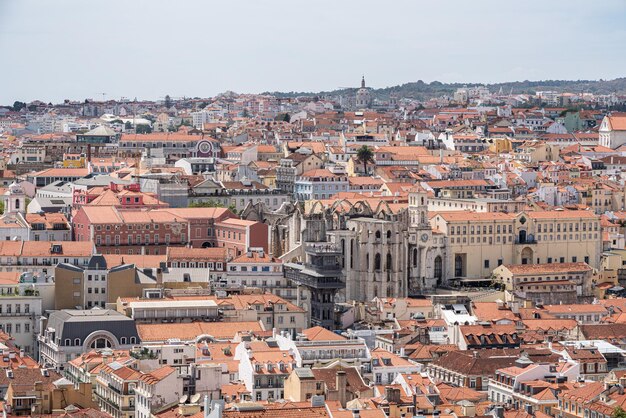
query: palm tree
[{"left": 356, "top": 145, "right": 374, "bottom": 175}]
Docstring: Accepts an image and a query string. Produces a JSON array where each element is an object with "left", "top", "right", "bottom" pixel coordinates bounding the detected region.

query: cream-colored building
[
  {"left": 430, "top": 210, "right": 602, "bottom": 282},
  {"left": 599, "top": 113, "right": 626, "bottom": 149},
  {"left": 492, "top": 262, "right": 593, "bottom": 305}
]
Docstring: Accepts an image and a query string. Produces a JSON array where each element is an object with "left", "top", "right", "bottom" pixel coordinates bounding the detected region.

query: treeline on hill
[{"left": 265, "top": 78, "right": 626, "bottom": 101}]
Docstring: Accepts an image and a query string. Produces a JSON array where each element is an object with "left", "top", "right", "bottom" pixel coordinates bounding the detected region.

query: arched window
[
  {"left": 386, "top": 230, "right": 392, "bottom": 240},
  {"left": 340, "top": 239, "right": 345, "bottom": 268},
  {"left": 455, "top": 255, "right": 463, "bottom": 277},
  {"left": 65, "top": 339, "right": 71, "bottom": 346},
  {"left": 374, "top": 253, "right": 381, "bottom": 271},
  {"left": 434, "top": 256, "right": 442, "bottom": 280},
  {"left": 375, "top": 230, "right": 381, "bottom": 239},
  {"left": 74, "top": 338, "right": 81, "bottom": 346},
  {"left": 366, "top": 253, "right": 370, "bottom": 270},
  {"left": 386, "top": 253, "right": 392, "bottom": 271},
  {"left": 120, "top": 337, "right": 127, "bottom": 344},
  {"left": 90, "top": 337, "right": 112, "bottom": 349},
  {"left": 130, "top": 337, "right": 136, "bottom": 344},
  {"left": 350, "top": 239, "right": 354, "bottom": 269},
  {"left": 413, "top": 248, "right": 418, "bottom": 267}
]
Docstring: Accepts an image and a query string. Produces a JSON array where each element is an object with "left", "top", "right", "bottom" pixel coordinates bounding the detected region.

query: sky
[{"left": 1, "top": 0, "right": 626, "bottom": 104}]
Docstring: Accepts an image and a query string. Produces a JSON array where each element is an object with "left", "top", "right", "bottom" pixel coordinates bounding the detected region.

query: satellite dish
[{"left": 179, "top": 395, "right": 188, "bottom": 404}]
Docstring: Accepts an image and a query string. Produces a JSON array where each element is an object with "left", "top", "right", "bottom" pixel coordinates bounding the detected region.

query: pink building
[
  {"left": 215, "top": 218, "right": 268, "bottom": 258},
  {"left": 72, "top": 206, "right": 268, "bottom": 256}
]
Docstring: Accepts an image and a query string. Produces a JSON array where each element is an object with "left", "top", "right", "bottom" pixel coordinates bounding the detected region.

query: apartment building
[
  {"left": 0, "top": 241, "right": 94, "bottom": 275},
  {"left": 294, "top": 169, "right": 349, "bottom": 201},
  {"left": 163, "top": 247, "right": 228, "bottom": 284},
  {"left": 134, "top": 366, "right": 182, "bottom": 418},
  {"left": 54, "top": 254, "right": 157, "bottom": 309},
  {"left": 3, "top": 368, "right": 97, "bottom": 415},
  {"left": 275, "top": 326, "right": 370, "bottom": 367},
  {"left": 94, "top": 362, "right": 140, "bottom": 418},
  {"left": 226, "top": 249, "right": 290, "bottom": 298},
  {"left": 364, "top": 348, "right": 421, "bottom": 385},
  {"left": 492, "top": 262, "right": 594, "bottom": 305},
  {"left": 236, "top": 340, "right": 296, "bottom": 401},
  {"left": 0, "top": 272, "right": 43, "bottom": 355},
  {"left": 488, "top": 362, "right": 579, "bottom": 412}
]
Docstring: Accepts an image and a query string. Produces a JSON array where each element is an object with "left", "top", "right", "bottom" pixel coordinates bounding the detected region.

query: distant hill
[{"left": 266, "top": 78, "right": 626, "bottom": 101}]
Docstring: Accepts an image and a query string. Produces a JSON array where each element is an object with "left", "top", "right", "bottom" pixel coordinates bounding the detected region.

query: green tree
[
  {"left": 356, "top": 145, "right": 375, "bottom": 174},
  {"left": 189, "top": 200, "right": 238, "bottom": 214},
  {"left": 189, "top": 200, "right": 223, "bottom": 208},
  {"left": 612, "top": 407, "right": 626, "bottom": 418},
  {"left": 135, "top": 124, "right": 153, "bottom": 134},
  {"left": 124, "top": 121, "right": 133, "bottom": 130},
  {"left": 0, "top": 199, "right": 4, "bottom": 215},
  {"left": 12, "top": 101, "right": 26, "bottom": 112}
]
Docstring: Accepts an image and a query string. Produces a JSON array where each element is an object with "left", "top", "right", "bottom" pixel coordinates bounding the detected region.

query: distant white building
[{"left": 600, "top": 113, "right": 626, "bottom": 149}]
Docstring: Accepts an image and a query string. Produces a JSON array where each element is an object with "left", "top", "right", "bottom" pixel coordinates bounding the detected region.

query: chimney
[
  {"left": 336, "top": 370, "right": 347, "bottom": 408},
  {"left": 352, "top": 410, "right": 360, "bottom": 418},
  {"left": 385, "top": 387, "right": 401, "bottom": 404},
  {"left": 494, "top": 406, "right": 504, "bottom": 418}
]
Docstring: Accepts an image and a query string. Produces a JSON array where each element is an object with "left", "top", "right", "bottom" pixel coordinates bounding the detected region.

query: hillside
[{"left": 266, "top": 78, "right": 626, "bottom": 101}]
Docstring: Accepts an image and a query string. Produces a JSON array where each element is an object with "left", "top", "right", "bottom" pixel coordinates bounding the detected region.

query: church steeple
[{"left": 361, "top": 75, "right": 366, "bottom": 89}]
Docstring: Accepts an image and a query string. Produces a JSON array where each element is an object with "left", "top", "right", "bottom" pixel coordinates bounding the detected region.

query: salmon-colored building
[{"left": 72, "top": 206, "right": 268, "bottom": 256}]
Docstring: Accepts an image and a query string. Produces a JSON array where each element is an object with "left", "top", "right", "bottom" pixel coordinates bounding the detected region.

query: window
[{"left": 484, "top": 260, "right": 490, "bottom": 269}]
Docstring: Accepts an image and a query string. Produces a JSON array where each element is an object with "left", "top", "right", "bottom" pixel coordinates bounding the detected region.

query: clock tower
[
  {"left": 407, "top": 184, "right": 446, "bottom": 295},
  {"left": 408, "top": 185, "right": 430, "bottom": 229}
]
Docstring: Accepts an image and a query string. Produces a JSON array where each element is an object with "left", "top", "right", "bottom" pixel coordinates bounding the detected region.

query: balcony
[
  {"left": 304, "top": 243, "right": 342, "bottom": 255},
  {"left": 514, "top": 238, "right": 537, "bottom": 245},
  {"left": 284, "top": 266, "right": 344, "bottom": 290}
]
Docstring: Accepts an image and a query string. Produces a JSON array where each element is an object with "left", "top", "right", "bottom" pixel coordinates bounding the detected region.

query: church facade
[{"left": 241, "top": 189, "right": 445, "bottom": 303}]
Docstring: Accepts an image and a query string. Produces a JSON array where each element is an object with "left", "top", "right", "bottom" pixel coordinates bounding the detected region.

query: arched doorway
[{"left": 521, "top": 247, "right": 533, "bottom": 265}]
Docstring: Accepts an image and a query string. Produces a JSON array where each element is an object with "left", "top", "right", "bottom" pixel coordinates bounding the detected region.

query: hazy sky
[{"left": 1, "top": 0, "right": 626, "bottom": 104}]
